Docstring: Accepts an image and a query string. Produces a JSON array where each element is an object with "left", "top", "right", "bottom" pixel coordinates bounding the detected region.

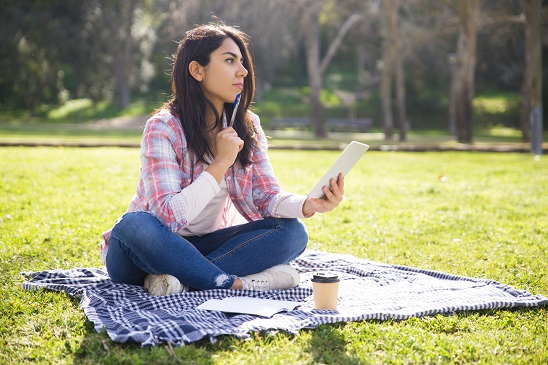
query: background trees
[
  {"left": 0, "top": 0, "right": 545, "bottom": 146},
  {"left": 299, "top": 0, "right": 362, "bottom": 138},
  {"left": 380, "top": 0, "right": 406, "bottom": 141},
  {"left": 447, "top": 0, "right": 480, "bottom": 144},
  {"left": 0, "top": 1, "right": 86, "bottom": 115},
  {"left": 523, "top": 0, "right": 543, "bottom": 154}
]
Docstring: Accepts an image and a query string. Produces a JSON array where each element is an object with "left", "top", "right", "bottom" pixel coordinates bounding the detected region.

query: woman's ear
[{"left": 188, "top": 61, "right": 204, "bottom": 82}]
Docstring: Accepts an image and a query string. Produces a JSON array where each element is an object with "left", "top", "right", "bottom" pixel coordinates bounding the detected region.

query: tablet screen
[{"left": 308, "top": 141, "right": 369, "bottom": 199}]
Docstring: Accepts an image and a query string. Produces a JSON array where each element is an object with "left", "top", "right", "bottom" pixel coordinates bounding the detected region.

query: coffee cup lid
[{"left": 311, "top": 273, "right": 340, "bottom": 283}]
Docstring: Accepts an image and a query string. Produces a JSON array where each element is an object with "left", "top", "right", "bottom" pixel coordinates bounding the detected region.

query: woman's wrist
[
  {"left": 302, "top": 197, "right": 315, "bottom": 218},
  {"left": 205, "top": 160, "right": 232, "bottom": 184}
]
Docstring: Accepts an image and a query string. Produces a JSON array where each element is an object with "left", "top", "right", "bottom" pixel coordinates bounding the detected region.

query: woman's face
[{"left": 195, "top": 37, "right": 248, "bottom": 114}]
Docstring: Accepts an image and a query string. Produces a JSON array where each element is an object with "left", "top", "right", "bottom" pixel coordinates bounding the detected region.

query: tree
[
  {"left": 100, "top": 0, "right": 138, "bottom": 109},
  {"left": 380, "top": 0, "right": 407, "bottom": 141},
  {"left": 522, "top": 0, "right": 543, "bottom": 155},
  {"left": 0, "top": 1, "right": 85, "bottom": 114},
  {"left": 299, "top": 0, "right": 362, "bottom": 138},
  {"left": 154, "top": 0, "right": 303, "bottom": 99},
  {"left": 393, "top": 7, "right": 407, "bottom": 142},
  {"left": 446, "top": 0, "right": 480, "bottom": 144}
]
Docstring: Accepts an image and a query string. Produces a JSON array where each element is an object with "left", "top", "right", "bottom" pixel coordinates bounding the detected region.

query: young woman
[{"left": 101, "top": 23, "right": 345, "bottom": 295}]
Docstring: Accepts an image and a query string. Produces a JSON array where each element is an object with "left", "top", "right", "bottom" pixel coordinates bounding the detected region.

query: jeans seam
[
  {"left": 209, "top": 218, "right": 282, "bottom": 264},
  {"left": 193, "top": 218, "right": 279, "bottom": 247}
]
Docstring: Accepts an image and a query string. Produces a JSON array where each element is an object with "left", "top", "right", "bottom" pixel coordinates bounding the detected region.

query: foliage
[
  {"left": 42, "top": 98, "right": 155, "bottom": 123},
  {"left": 473, "top": 92, "right": 521, "bottom": 129},
  {"left": 0, "top": 1, "right": 86, "bottom": 113},
  {"left": 1, "top": 147, "right": 547, "bottom": 364},
  {"left": 0, "top": 85, "right": 524, "bottom": 135},
  {"left": 1, "top": 0, "right": 544, "bottom": 131}
]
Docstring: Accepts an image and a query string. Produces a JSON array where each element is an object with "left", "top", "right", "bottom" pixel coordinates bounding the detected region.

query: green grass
[
  {"left": 0, "top": 96, "right": 161, "bottom": 125},
  {"left": 1, "top": 147, "right": 547, "bottom": 364}
]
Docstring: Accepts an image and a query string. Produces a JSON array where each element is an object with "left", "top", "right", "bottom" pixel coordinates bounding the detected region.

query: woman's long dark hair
[{"left": 162, "top": 23, "right": 257, "bottom": 167}]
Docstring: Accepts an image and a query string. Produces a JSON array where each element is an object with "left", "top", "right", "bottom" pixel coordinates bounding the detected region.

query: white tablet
[{"left": 308, "top": 141, "right": 369, "bottom": 199}]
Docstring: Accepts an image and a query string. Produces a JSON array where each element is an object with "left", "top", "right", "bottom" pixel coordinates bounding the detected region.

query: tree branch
[{"left": 320, "top": 13, "right": 362, "bottom": 75}]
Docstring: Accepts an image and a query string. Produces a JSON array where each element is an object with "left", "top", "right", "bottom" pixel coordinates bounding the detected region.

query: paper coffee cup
[{"left": 311, "top": 273, "right": 340, "bottom": 310}]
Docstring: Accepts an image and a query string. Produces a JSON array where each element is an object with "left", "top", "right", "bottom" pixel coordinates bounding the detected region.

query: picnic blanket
[{"left": 22, "top": 250, "right": 548, "bottom": 347}]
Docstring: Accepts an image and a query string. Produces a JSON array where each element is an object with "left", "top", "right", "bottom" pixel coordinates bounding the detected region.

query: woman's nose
[{"left": 238, "top": 63, "right": 248, "bottom": 77}]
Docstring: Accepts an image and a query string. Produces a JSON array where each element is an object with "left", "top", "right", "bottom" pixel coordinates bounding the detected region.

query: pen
[{"left": 229, "top": 93, "right": 241, "bottom": 127}]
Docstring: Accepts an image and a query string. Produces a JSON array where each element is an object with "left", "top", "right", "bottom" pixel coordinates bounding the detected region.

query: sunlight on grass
[
  {"left": 47, "top": 98, "right": 94, "bottom": 120},
  {"left": 473, "top": 96, "right": 511, "bottom": 114},
  {"left": 1, "top": 147, "right": 547, "bottom": 364},
  {"left": 473, "top": 93, "right": 521, "bottom": 118},
  {"left": 487, "top": 125, "right": 522, "bottom": 137},
  {"left": 5, "top": 97, "right": 155, "bottom": 124}
]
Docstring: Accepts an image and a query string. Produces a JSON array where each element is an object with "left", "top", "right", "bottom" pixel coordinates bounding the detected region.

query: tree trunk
[
  {"left": 300, "top": 1, "right": 362, "bottom": 138},
  {"left": 519, "top": 70, "right": 531, "bottom": 142},
  {"left": 301, "top": 3, "right": 327, "bottom": 138},
  {"left": 393, "top": 0, "right": 406, "bottom": 142},
  {"left": 523, "top": 0, "right": 543, "bottom": 154},
  {"left": 381, "top": 0, "right": 405, "bottom": 141},
  {"left": 453, "top": 0, "right": 479, "bottom": 144},
  {"left": 448, "top": 53, "right": 459, "bottom": 135},
  {"left": 380, "top": 0, "right": 397, "bottom": 141},
  {"left": 380, "top": 59, "right": 393, "bottom": 140},
  {"left": 119, "top": 0, "right": 136, "bottom": 109},
  {"left": 105, "top": 0, "right": 137, "bottom": 109}
]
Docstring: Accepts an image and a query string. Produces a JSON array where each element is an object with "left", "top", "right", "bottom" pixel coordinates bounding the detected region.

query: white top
[
  {"left": 176, "top": 112, "right": 308, "bottom": 236},
  {"left": 177, "top": 171, "right": 307, "bottom": 237}
]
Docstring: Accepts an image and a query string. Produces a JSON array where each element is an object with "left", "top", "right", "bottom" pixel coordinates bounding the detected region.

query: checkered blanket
[{"left": 22, "top": 250, "right": 547, "bottom": 346}]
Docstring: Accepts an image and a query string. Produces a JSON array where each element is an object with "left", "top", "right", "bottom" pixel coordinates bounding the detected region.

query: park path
[
  {"left": 91, "top": 115, "right": 543, "bottom": 153},
  {"left": 94, "top": 115, "right": 148, "bottom": 130},
  {"left": 0, "top": 114, "right": 544, "bottom": 153}
]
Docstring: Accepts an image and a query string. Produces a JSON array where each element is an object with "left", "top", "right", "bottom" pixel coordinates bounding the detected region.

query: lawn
[{"left": 1, "top": 146, "right": 547, "bottom": 364}]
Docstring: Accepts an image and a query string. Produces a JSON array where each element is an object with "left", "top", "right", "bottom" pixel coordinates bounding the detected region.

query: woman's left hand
[{"left": 302, "top": 173, "right": 344, "bottom": 216}]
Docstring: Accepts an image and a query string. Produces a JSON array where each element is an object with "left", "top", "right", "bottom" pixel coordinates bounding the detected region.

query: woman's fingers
[
  {"left": 218, "top": 128, "right": 243, "bottom": 148},
  {"left": 336, "top": 173, "right": 345, "bottom": 196},
  {"left": 214, "top": 127, "right": 243, "bottom": 164},
  {"left": 315, "top": 173, "right": 344, "bottom": 213},
  {"left": 324, "top": 174, "right": 344, "bottom": 202}
]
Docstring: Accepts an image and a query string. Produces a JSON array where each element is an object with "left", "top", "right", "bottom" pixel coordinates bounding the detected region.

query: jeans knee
[
  {"left": 281, "top": 218, "right": 308, "bottom": 257},
  {"left": 111, "top": 211, "right": 159, "bottom": 245}
]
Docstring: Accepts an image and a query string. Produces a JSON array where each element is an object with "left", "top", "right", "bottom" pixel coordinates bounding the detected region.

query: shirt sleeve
[
  {"left": 175, "top": 171, "right": 220, "bottom": 223},
  {"left": 139, "top": 118, "right": 219, "bottom": 232},
  {"left": 273, "top": 194, "right": 308, "bottom": 218}
]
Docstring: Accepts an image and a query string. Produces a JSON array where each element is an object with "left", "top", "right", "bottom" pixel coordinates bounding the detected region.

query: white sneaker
[
  {"left": 144, "top": 274, "right": 189, "bottom": 296},
  {"left": 240, "top": 264, "right": 300, "bottom": 291}
]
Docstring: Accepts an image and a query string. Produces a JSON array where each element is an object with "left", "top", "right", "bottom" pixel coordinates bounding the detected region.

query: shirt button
[{"left": 226, "top": 176, "right": 232, "bottom": 180}]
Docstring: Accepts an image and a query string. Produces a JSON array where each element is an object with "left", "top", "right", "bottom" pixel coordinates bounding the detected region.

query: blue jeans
[{"left": 106, "top": 211, "right": 308, "bottom": 290}]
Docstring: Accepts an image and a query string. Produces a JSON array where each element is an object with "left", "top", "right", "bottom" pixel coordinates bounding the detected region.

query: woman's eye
[{"left": 226, "top": 58, "right": 234, "bottom": 64}]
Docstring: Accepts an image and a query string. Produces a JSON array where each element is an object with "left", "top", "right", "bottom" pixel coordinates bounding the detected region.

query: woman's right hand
[
  {"left": 214, "top": 126, "right": 243, "bottom": 165},
  {"left": 206, "top": 127, "right": 244, "bottom": 183}
]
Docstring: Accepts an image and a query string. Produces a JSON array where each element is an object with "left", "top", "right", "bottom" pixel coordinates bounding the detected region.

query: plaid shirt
[{"left": 100, "top": 109, "right": 305, "bottom": 257}]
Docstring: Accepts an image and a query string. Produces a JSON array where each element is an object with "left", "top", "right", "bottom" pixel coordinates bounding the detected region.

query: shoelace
[{"left": 249, "top": 279, "right": 270, "bottom": 291}]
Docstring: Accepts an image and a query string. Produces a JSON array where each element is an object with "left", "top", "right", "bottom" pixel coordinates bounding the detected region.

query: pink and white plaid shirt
[{"left": 100, "top": 109, "right": 304, "bottom": 257}]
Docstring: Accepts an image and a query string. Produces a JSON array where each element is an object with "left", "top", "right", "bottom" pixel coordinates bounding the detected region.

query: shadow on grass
[
  {"left": 72, "top": 320, "right": 219, "bottom": 365},
  {"left": 305, "top": 323, "right": 362, "bottom": 365},
  {"left": 50, "top": 295, "right": 548, "bottom": 365}
]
